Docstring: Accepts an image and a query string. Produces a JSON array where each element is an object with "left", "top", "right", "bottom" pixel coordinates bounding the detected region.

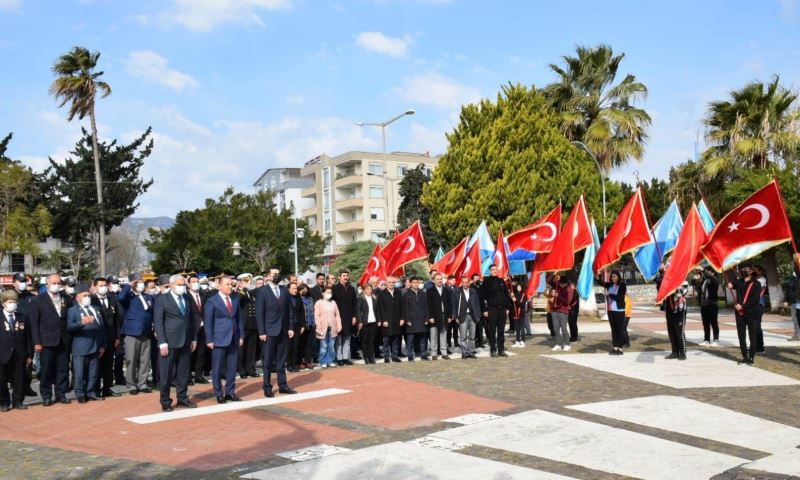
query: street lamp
[
  {"left": 293, "top": 217, "right": 304, "bottom": 278},
  {"left": 231, "top": 241, "right": 241, "bottom": 257},
  {"left": 571, "top": 141, "right": 607, "bottom": 237},
  {"left": 357, "top": 109, "right": 416, "bottom": 233}
]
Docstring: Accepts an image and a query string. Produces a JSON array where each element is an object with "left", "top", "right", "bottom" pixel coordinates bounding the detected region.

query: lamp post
[
  {"left": 231, "top": 241, "right": 241, "bottom": 276},
  {"left": 293, "top": 217, "right": 304, "bottom": 277},
  {"left": 571, "top": 141, "right": 606, "bottom": 237},
  {"left": 357, "top": 109, "right": 415, "bottom": 233}
]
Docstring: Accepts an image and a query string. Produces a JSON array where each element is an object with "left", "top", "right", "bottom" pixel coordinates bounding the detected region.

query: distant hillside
[{"left": 108, "top": 217, "right": 175, "bottom": 272}]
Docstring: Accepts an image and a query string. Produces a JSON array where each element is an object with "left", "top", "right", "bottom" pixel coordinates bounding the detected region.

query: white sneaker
[
  {"left": 563, "top": 345, "right": 572, "bottom": 351},
  {"left": 551, "top": 345, "right": 562, "bottom": 351},
  {"left": 519, "top": 341, "right": 525, "bottom": 348},
  {"left": 322, "top": 364, "right": 329, "bottom": 368},
  {"left": 329, "top": 363, "right": 337, "bottom": 368},
  {"left": 711, "top": 340, "right": 719, "bottom": 347},
  {"left": 701, "top": 341, "right": 710, "bottom": 346}
]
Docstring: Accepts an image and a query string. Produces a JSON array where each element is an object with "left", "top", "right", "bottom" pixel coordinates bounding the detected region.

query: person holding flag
[
  {"left": 663, "top": 282, "right": 689, "bottom": 361},
  {"left": 479, "top": 264, "right": 513, "bottom": 358},
  {"left": 596, "top": 270, "right": 627, "bottom": 355},
  {"left": 727, "top": 265, "right": 763, "bottom": 365}
]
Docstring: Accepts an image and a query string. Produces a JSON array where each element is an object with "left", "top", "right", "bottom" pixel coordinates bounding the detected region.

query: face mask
[
  {"left": 135, "top": 283, "right": 146, "bottom": 293},
  {"left": 97, "top": 286, "right": 108, "bottom": 295},
  {"left": 418, "top": 284, "right": 425, "bottom": 291},
  {"left": 209, "top": 282, "right": 217, "bottom": 290},
  {"left": 394, "top": 282, "right": 402, "bottom": 289},
  {"left": 65, "top": 286, "right": 75, "bottom": 295},
  {"left": 200, "top": 284, "right": 208, "bottom": 290},
  {"left": 323, "top": 292, "right": 332, "bottom": 300},
  {"left": 49, "top": 284, "right": 61, "bottom": 294},
  {"left": 80, "top": 297, "right": 91, "bottom": 307},
  {"left": 191, "top": 282, "right": 200, "bottom": 292},
  {"left": 173, "top": 285, "right": 186, "bottom": 296},
  {"left": 149, "top": 289, "right": 159, "bottom": 295},
  {"left": 4, "top": 302, "right": 17, "bottom": 313},
  {"left": 110, "top": 284, "right": 120, "bottom": 293},
  {"left": 17, "top": 282, "right": 27, "bottom": 291}
]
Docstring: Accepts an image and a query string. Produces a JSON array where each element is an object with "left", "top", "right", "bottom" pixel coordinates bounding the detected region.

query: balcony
[
  {"left": 301, "top": 207, "right": 318, "bottom": 218},
  {"left": 336, "top": 220, "right": 364, "bottom": 232},
  {"left": 334, "top": 174, "right": 363, "bottom": 188},
  {"left": 301, "top": 186, "right": 317, "bottom": 198},
  {"left": 335, "top": 197, "right": 363, "bottom": 210}
]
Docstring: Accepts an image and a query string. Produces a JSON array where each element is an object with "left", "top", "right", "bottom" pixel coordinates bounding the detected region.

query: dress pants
[
  {"left": 159, "top": 343, "right": 191, "bottom": 406},
  {"left": 96, "top": 342, "right": 116, "bottom": 394},
  {"left": 700, "top": 304, "right": 719, "bottom": 342},
  {"left": 211, "top": 342, "right": 239, "bottom": 397},
  {"left": 568, "top": 306, "right": 579, "bottom": 342},
  {"left": 0, "top": 353, "right": 25, "bottom": 406},
  {"left": 428, "top": 324, "right": 447, "bottom": 357},
  {"left": 335, "top": 334, "right": 351, "bottom": 361},
  {"left": 262, "top": 334, "right": 288, "bottom": 391},
  {"left": 446, "top": 321, "right": 459, "bottom": 353},
  {"left": 297, "top": 327, "right": 312, "bottom": 365},
  {"left": 361, "top": 323, "right": 378, "bottom": 363},
  {"left": 192, "top": 328, "right": 208, "bottom": 377},
  {"left": 73, "top": 352, "right": 100, "bottom": 399},
  {"left": 608, "top": 311, "right": 627, "bottom": 349},
  {"left": 382, "top": 333, "right": 400, "bottom": 360},
  {"left": 124, "top": 335, "right": 151, "bottom": 390},
  {"left": 666, "top": 312, "right": 686, "bottom": 357},
  {"left": 486, "top": 307, "right": 507, "bottom": 353},
  {"left": 114, "top": 338, "right": 126, "bottom": 384},
  {"left": 475, "top": 317, "right": 485, "bottom": 346},
  {"left": 791, "top": 306, "right": 800, "bottom": 340},
  {"left": 239, "top": 329, "right": 259, "bottom": 374},
  {"left": 736, "top": 312, "right": 759, "bottom": 361},
  {"left": 458, "top": 314, "right": 476, "bottom": 356},
  {"left": 39, "top": 343, "right": 70, "bottom": 401},
  {"left": 286, "top": 325, "right": 302, "bottom": 368},
  {"left": 149, "top": 335, "right": 159, "bottom": 384}
]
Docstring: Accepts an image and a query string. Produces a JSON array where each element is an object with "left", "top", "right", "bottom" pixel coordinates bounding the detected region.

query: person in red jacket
[{"left": 550, "top": 276, "right": 573, "bottom": 352}]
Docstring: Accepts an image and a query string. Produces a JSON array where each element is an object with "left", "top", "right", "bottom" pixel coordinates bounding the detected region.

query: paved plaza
[{"left": 2, "top": 305, "right": 799, "bottom": 480}]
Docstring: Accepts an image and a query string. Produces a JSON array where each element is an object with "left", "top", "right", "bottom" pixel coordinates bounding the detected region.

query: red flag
[
  {"left": 656, "top": 204, "right": 708, "bottom": 303},
  {"left": 593, "top": 188, "right": 653, "bottom": 272},
  {"left": 454, "top": 243, "right": 482, "bottom": 280},
  {"left": 572, "top": 196, "right": 594, "bottom": 252},
  {"left": 359, "top": 243, "right": 387, "bottom": 286},
  {"left": 525, "top": 269, "right": 541, "bottom": 299},
  {"left": 430, "top": 237, "right": 468, "bottom": 276},
  {"left": 701, "top": 180, "right": 794, "bottom": 271},
  {"left": 506, "top": 205, "right": 562, "bottom": 253},
  {"left": 382, "top": 221, "right": 429, "bottom": 274},
  {"left": 536, "top": 198, "right": 587, "bottom": 272},
  {"left": 493, "top": 228, "right": 509, "bottom": 278}
]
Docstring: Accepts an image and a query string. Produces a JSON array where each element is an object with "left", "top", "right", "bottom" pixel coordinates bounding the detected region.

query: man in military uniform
[{"left": 236, "top": 274, "right": 260, "bottom": 378}]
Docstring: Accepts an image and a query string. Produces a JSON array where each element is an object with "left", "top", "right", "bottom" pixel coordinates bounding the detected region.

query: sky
[{"left": 1, "top": 0, "right": 798, "bottom": 218}]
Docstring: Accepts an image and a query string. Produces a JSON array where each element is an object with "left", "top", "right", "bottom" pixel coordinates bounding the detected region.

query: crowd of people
[{"left": 2, "top": 259, "right": 797, "bottom": 413}]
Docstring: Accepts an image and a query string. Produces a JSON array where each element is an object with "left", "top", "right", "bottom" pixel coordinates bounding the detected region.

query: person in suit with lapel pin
[
  {"left": 0, "top": 290, "right": 31, "bottom": 411},
  {"left": 255, "top": 266, "right": 297, "bottom": 398},
  {"left": 118, "top": 273, "right": 156, "bottom": 395},
  {"left": 204, "top": 275, "right": 244, "bottom": 404},
  {"left": 153, "top": 274, "right": 197, "bottom": 411},
  {"left": 90, "top": 276, "right": 122, "bottom": 398},
  {"left": 67, "top": 289, "right": 106, "bottom": 404}
]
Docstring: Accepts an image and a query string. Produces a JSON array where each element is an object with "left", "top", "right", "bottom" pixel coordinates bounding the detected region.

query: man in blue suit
[
  {"left": 118, "top": 273, "right": 155, "bottom": 395},
  {"left": 204, "top": 275, "right": 244, "bottom": 404},
  {"left": 255, "top": 266, "right": 297, "bottom": 398},
  {"left": 67, "top": 289, "right": 106, "bottom": 403}
]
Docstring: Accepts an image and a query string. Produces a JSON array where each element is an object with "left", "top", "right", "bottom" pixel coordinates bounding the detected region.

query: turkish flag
[
  {"left": 454, "top": 242, "right": 482, "bottom": 280},
  {"left": 656, "top": 204, "right": 708, "bottom": 303},
  {"left": 701, "top": 180, "right": 794, "bottom": 271},
  {"left": 594, "top": 188, "right": 653, "bottom": 273},
  {"left": 430, "top": 237, "right": 468, "bottom": 276},
  {"left": 382, "top": 221, "right": 429, "bottom": 274},
  {"left": 359, "top": 243, "right": 387, "bottom": 286},
  {"left": 506, "top": 205, "right": 562, "bottom": 253},
  {"left": 572, "top": 196, "right": 594, "bottom": 252},
  {"left": 525, "top": 268, "right": 541, "bottom": 299},
  {"left": 493, "top": 228, "right": 509, "bottom": 278},
  {"left": 536, "top": 197, "right": 591, "bottom": 272}
]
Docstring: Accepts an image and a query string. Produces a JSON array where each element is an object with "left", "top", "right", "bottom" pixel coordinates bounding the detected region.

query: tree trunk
[
  {"left": 89, "top": 109, "right": 106, "bottom": 276},
  {"left": 763, "top": 249, "right": 785, "bottom": 312}
]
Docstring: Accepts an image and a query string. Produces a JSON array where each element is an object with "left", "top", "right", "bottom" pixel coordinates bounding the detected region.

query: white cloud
[
  {"left": 125, "top": 51, "right": 198, "bottom": 91},
  {"left": 161, "top": 0, "right": 292, "bottom": 32},
  {"left": 398, "top": 72, "right": 481, "bottom": 109},
  {"left": 0, "top": 0, "right": 21, "bottom": 12},
  {"left": 356, "top": 31, "right": 411, "bottom": 57}
]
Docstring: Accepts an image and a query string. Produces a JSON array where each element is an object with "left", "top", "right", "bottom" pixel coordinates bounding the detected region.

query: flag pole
[{"left": 774, "top": 177, "right": 798, "bottom": 254}]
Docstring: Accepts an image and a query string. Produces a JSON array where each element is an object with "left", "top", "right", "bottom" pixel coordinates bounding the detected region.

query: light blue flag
[
  {"left": 697, "top": 198, "right": 716, "bottom": 235},
  {"left": 577, "top": 219, "right": 600, "bottom": 300},
  {"left": 483, "top": 231, "right": 527, "bottom": 276},
  {"left": 434, "top": 247, "right": 445, "bottom": 263},
  {"left": 633, "top": 200, "right": 684, "bottom": 281},
  {"left": 468, "top": 220, "right": 495, "bottom": 260}
]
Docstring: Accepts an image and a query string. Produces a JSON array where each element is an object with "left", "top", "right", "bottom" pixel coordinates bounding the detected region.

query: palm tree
[
  {"left": 49, "top": 46, "right": 112, "bottom": 275},
  {"left": 543, "top": 44, "right": 651, "bottom": 172}
]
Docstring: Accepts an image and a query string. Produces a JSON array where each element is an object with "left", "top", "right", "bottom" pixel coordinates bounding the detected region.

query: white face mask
[
  {"left": 149, "top": 289, "right": 159, "bottom": 296},
  {"left": 4, "top": 302, "right": 17, "bottom": 313},
  {"left": 323, "top": 292, "right": 332, "bottom": 300},
  {"left": 190, "top": 282, "right": 200, "bottom": 292},
  {"left": 17, "top": 282, "right": 27, "bottom": 291},
  {"left": 173, "top": 285, "right": 186, "bottom": 296},
  {"left": 209, "top": 282, "right": 217, "bottom": 290},
  {"left": 200, "top": 284, "right": 208, "bottom": 290},
  {"left": 49, "top": 284, "right": 61, "bottom": 294},
  {"left": 97, "top": 286, "right": 108, "bottom": 295},
  {"left": 110, "top": 284, "right": 120, "bottom": 293},
  {"left": 80, "top": 297, "right": 91, "bottom": 307},
  {"left": 65, "top": 286, "right": 75, "bottom": 295},
  {"left": 418, "top": 283, "right": 425, "bottom": 291},
  {"left": 135, "top": 282, "right": 146, "bottom": 293}
]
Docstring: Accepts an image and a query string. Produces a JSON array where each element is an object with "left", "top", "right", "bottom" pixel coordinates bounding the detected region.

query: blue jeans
[
  {"left": 406, "top": 332, "right": 427, "bottom": 360},
  {"left": 319, "top": 330, "right": 336, "bottom": 366}
]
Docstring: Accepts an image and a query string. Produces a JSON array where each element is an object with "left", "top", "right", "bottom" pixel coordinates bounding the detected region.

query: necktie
[
  {"left": 178, "top": 295, "right": 186, "bottom": 315},
  {"left": 103, "top": 298, "right": 108, "bottom": 309},
  {"left": 8, "top": 313, "right": 15, "bottom": 330},
  {"left": 273, "top": 286, "right": 279, "bottom": 298},
  {"left": 225, "top": 296, "right": 233, "bottom": 315}
]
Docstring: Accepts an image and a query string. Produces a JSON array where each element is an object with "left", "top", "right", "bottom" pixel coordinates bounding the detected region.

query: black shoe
[
  {"left": 344, "top": 360, "right": 354, "bottom": 366},
  {"left": 264, "top": 390, "right": 275, "bottom": 398},
  {"left": 102, "top": 389, "right": 120, "bottom": 398},
  {"left": 162, "top": 404, "right": 174, "bottom": 412},
  {"left": 756, "top": 349, "right": 766, "bottom": 354},
  {"left": 490, "top": 351, "right": 498, "bottom": 358},
  {"left": 392, "top": 357, "right": 402, "bottom": 363},
  {"left": 55, "top": 397, "right": 71, "bottom": 404},
  {"left": 384, "top": 358, "right": 390, "bottom": 363},
  {"left": 747, "top": 357, "right": 755, "bottom": 365},
  {"left": 442, "top": 355, "right": 450, "bottom": 360},
  {"left": 188, "top": 379, "right": 195, "bottom": 386},
  {"left": 421, "top": 356, "right": 430, "bottom": 361},
  {"left": 24, "top": 387, "right": 37, "bottom": 397},
  {"left": 431, "top": 356, "right": 438, "bottom": 361},
  {"left": 130, "top": 389, "right": 139, "bottom": 396},
  {"left": 247, "top": 371, "right": 260, "bottom": 377},
  {"left": 12, "top": 403, "right": 27, "bottom": 410},
  {"left": 177, "top": 399, "right": 197, "bottom": 408},
  {"left": 677, "top": 355, "right": 687, "bottom": 361},
  {"left": 498, "top": 351, "right": 508, "bottom": 357},
  {"left": 216, "top": 396, "right": 226, "bottom": 404},
  {"left": 78, "top": 397, "right": 88, "bottom": 404},
  {"left": 0, "top": 405, "right": 9, "bottom": 413},
  {"left": 462, "top": 354, "right": 467, "bottom": 359},
  {"left": 279, "top": 388, "right": 297, "bottom": 395},
  {"left": 407, "top": 358, "right": 415, "bottom": 362},
  {"left": 87, "top": 395, "right": 104, "bottom": 401},
  {"left": 42, "top": 399, "right": 53, "bottom": 407},
  {"left": 194, "top": 376, "right": 209, "bottom": 384},
  {"left": 665, "top": 353, "right": 678, "bottom": 359},
  {"left": 738, "top": 358, "right": 749, "bottom": 365},
  {"left": 225, "top": 394, "right": 243, "bottom": 402},
  {"left": 623, "top": 343, "right": 631, "bottom": 348},
  {"left": 468, "top": 354, "right": 478, "bottom": 359},
  {"left": 140, "top": 387, "right": 153, "bottom": 394},
  {"left": 238, "top": 371, "right": 248, "bottom": 378}
]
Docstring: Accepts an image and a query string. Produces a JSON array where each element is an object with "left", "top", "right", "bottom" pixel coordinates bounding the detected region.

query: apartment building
[{"left": 252, "top": 167, "right": 315, "bottom": 218}]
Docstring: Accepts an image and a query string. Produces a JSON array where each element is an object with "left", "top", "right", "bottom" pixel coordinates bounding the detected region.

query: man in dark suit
[
  {"left": 67, "top": 290, "right": 106, "bottom": 403},
  {"left": 310, "top": 273, "right": 325, "bottom": 303},
  {"left": 426, "top": 272, "right": 452, "bottom": 360},
  {"left": 402, "top": 277, "right": 429, "bottom": 361},
  {"left": 154, "top": 274, "right": 197, "bottom": 411},
  {"left": 377, "top": 276, "right": 403, "bottom": 363},
  {"left": 236, "top": 274, "right": 259, "bottom": 378},
  {"left": 29, "top": 273, "right": 73, "bottom": 406},
  {"left": 91, "top": 277, "right": 122, "bottom": 398},
  {"left": 255, "top": 266, "right": 297, "bottom": 397},
  {"left": 454, "top": 275, "right": 482, "bottom": 359},
  {"left": 118, "top": 273, "right": 155, "bottom": 395},
  {"left": 331, "top": 269, "right": 357, "bottom": 366},
  {"left": 186, "top": 274, "right": 208, "bottom": 384},
  {"left": 107, "top": 275, "right": 127, "bottom": 386},
  {"left": 204, "top": 275, "right": 244, "bottom": 403},
  {"left": 1, "top": 290, "right": 31, "bottom": 411},
  {"left": 11, "top": 272, "right": 36, "bottom": 398}
]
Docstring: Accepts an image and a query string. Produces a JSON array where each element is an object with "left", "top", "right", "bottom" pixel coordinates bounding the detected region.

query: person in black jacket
[
  {"left": 29, "top": 273, "right": 74, "bottom": 405},
  {"left": 426, "top": 273, "right": 452, "bottom": 360},
  {"left": 377, "top": 276, "right": 403, "bottom": 363},
  {"left": 1, "top": 290, "right": 31, "bottom": 411},
  {"left": 692, "top": 266, "right": 720, "bottom": 346},
  {"left": 479, "top": 265, "right": 513, "bottom": 357},
  {"left": 402, "top": 277, "right": 429, "bottom": 361},
  {"left": 236, "top": 274, "right": 259, "bottom": 378},
  {"left": 729, "top": 265, "right": 762, "bottom": 365},
  {"left": 286, "top": 282, "right": 305, "bottom": 372},
  {"left": 11, "top": 273, "right": 36, "bottom": 398},
  {"left": 664, "top": 282, "right": 689, "bottom": 360},
  {"left": 784, "top": 261, "right": 800, "bottom": 341},
  {"left": 598, "top": 270, "right": 626, "bottom": 355},
  {"left": 331, "top": 270, "right": 358, "bottom": 366},
  {"left": 453, "top": 275, "right": 483, "bottom": 359},
  {"left": 186, "top": 274, "right": 209, "bottom": 384},
  {"left": 356, "top": 284, "right": 381, "bottom": 364},
  {"left": 91, "top": 276, "right": 123, "bottom": 398}
]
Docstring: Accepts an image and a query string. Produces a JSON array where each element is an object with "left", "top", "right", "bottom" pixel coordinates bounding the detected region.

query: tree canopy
[{"left": 396, "top": 163, "right": 443, "bottom": 259}]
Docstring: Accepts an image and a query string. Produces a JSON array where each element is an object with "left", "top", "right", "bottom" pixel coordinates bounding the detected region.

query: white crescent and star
[
  {"left": 402, "top": 237, "right": 416, "bottom": 253},
  {"left": 463, "top": 256, "right": 472, "bottom": 273},
  {"left": 739, "top": 203, "right": 769, "bottom": 230},
  {"left": 369, "top": 256, "right": 381, "bottom": 271},
  {"left": 445, "top": 252, "right": 455, "bottom": 265},
  {"left": 623, "top": 218, "right": 632, "bottom": 237}
]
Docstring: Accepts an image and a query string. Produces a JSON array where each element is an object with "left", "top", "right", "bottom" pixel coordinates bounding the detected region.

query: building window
[
  {"left": 369, "top": 185, "right": 384, "bottom": 199},
  {"left": 351, "top": 210, "right": 358, "bottom": 221},
  {"left": 397, "top": 164, "right": 407, "bottom": 177},
  {"left": 423, "top": 166, "right": 432, "bottom": 178},
  {"left": 270, "top": 178, "right": 276, "bottom": 189},
  {"left": 322, "top": 167, "right": 331, "bottom": 188},
  {"left": 369, "top": 207, "right": 385, "bottom": 221},
  {"left": 10, "top": 253, "right": 24, "bottom": 272},
  {"left": 322, "top": 188, "right": 330, "bottom": 209},
  {"left": 368, "top": 163, "right": 383, "bottom": 175},
  {"left": 323, "top": 214, "right": 331, "bottom": 233}
]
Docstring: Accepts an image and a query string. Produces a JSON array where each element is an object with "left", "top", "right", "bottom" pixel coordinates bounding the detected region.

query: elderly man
[
  {"left": 154, "top": 274, "right": 197, "bottom": 411},
  {"left": 1, "top": 290, "right": 31, "bottom": 411},
  {"left": 118, "top": 273, "right": 155, "bottom": 395},
  {"left": 205, "top": 276, "right": 245, "bottom": 403},
  {"left": 67, "top": 289, "right": 106, "bottom": 403},
  {"left": 29, "top": 273, "right": 73, "bottom": 406}
]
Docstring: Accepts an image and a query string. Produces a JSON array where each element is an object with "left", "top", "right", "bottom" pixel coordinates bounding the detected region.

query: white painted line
[
  {"left": 657, "top": 329, "right": 800, "bottom": 348},
  {"left": 275, "top": 444, "right": 351, "bottom": 462},
  {"left": 242, "top": 442, "right": 577, "bottom": 479},
  {"left": 568, "top": 395, "right": 800, "bottom": 454},
  {"left": 124, "top": 388, "right": 351, "bottom": 424},
  {"left": 744, "top": 450, "right": 800, "bottom": 476},
  {"left": 544, "top": 350, "right": 800, "bottom": 389},
  {"left": 407, "top": 436, "right": 471, "bottom": 451},
  {"left": 443, "top": 413, "right": 502, "bottom": 425},
  {"left": 431, "top": 410, "right": 746, "bottom": 480}
]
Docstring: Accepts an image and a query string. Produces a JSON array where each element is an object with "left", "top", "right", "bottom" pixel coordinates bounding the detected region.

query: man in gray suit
[
  {"left": 153, "top": 274, "right": 197, "bottom": 411},
  {"left": 454, "top": 275, "right": 483, "bottom": 359}
]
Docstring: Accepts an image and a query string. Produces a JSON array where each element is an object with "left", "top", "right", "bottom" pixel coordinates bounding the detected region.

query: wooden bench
[{"left": 529, "top": 296, "right": 549, "bottom": 315}]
